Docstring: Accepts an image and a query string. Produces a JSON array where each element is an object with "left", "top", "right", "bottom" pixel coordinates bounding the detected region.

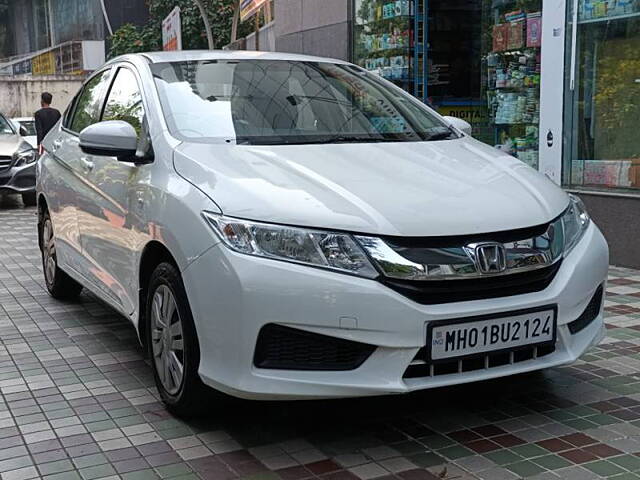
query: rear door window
[{"left": 69, "top": 69, "right": 112, "bottom": 133}]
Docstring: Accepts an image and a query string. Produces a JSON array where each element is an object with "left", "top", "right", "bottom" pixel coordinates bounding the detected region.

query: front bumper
[
  {"left": 0, "top": 163, "right": 36, "bottom": 194},
  {"left": 183, "top": 222, "right": 609, "bottom": 400}
]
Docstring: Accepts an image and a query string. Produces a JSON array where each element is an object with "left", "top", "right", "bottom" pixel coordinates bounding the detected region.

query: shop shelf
[{"left": 577, "top": 10, "right": 640, "bottom": 24}]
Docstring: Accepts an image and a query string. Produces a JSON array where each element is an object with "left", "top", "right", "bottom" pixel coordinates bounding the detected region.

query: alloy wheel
[{"left": 150, "top": 285, "right": 185, "bottom": 395}]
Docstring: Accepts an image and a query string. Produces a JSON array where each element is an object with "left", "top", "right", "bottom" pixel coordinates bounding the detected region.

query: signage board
[
  {"left": 32, "top": 52, "right": 56, "bottom": 75},
  {"left": 437, "top": 104, "right": 488, "bottom": 124},
  {"left": 13, "top": 59, "right": 32, "bottom": 75},
  {"left": 240, "top": 0, "right": 267, "bottom": 21},
  {"left": 162, "top": 6, "right": 182, "bottom": 51}
]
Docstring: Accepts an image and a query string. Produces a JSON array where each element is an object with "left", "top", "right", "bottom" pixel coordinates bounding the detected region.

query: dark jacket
[{"left": 34, "top": 107, "right": 61, "bottom": 145}]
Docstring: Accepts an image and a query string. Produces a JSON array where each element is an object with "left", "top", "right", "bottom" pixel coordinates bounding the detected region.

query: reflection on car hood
[
  {"left": 0, "top": 134, "right": 23, "bottom": 156},
  {"left": 173, "top": 136, "right": 569, "bottom": 237},
  {"left": 21, "top": 136, "right": 37, "bottom": 149}
]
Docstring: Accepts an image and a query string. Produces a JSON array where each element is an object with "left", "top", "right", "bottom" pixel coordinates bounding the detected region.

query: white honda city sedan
[{"left": 37, "top": 51, "right": 608, "bottom": 415}]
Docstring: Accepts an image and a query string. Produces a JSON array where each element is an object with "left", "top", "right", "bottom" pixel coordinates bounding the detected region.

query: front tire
[
  {"left": 22, "top": 192, "right": 37, "bottom": 206},
  {"left": 146, "top": 262, "right": 207, "bottom": 416},
  {"left": 40, "top": 210, "right": 83, "bottom": 299}
]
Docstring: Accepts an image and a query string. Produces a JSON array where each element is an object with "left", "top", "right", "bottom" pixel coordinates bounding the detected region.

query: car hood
[
  {"left": 0, "top": 134, "right": 23, "bottom": 156},
  {"left": 173, "top": 137, "right": 569, "bottom": 237},
  {"left": 22, "top": 136, "right": 37, "bottom": 148}
]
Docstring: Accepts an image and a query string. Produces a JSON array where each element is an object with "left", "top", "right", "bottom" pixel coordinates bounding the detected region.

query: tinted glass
[
  {"left": 151, "top": 60, "right": 454, "bottom": 145},
  {"left": 0, "top": 115, "right": 15, "bottom": 135},
  {"left": 102, "top": 68, "right": 145, "bottom": 136},
  {"left": 18, "top": 120, "right": 36, "bottom": 136},
  {"left": 70, "top": 70, "right": 111, "bottom": 133}
]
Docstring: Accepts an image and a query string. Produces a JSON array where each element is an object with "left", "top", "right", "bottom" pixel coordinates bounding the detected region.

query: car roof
[
  {"left": 114, "top": 50, "right": 350, "bottom": 66},
  {"left": 12, "top": 117, "right": 33, "bottom": 121}
]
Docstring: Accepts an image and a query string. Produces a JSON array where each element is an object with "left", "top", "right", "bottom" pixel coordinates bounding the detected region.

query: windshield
[
  {"left": 151, "top": 60, "right": 457, "bottom": 145},
  {"left": 17, "top": 120, "right": 36, "bottom": 136},
  {"left": 0, "top": 115, "right": 15, "bottom": 135}
]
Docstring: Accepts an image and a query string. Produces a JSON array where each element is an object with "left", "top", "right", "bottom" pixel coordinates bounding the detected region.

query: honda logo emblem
[{"left": 469, "top": 242, "right": 507, "bottom": 274}]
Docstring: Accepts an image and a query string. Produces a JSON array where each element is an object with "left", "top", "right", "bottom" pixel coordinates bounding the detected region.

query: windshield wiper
[
  {"left": 422, "top": 127, "right": 457, "bottom": 141},
  {"left": 310, "top": 135, "right": 392, "bottom": 144}
]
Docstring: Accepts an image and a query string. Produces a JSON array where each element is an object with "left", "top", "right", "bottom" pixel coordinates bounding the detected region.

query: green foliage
[
  {"left": 108, "top": 0, "right": 257, "bottom": 58},
  {"left": 108, "top": 23, "right": 148, "bottom": 58}
]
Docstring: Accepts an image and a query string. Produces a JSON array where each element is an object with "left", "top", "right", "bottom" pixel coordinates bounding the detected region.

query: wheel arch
[
  {"left": 37, "top": 194, "right": 49, "bottom": 251},
  {"left": 137, "top": 240, "right": 179, "bottom": 348}
]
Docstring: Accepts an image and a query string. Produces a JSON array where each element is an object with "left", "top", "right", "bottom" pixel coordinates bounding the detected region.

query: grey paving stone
[{"left": 1, "top": 200, "right": 640, "bottom": 480}]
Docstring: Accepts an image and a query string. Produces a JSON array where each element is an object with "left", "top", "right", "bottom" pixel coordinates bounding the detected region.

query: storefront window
[
  {"left": 564, "top": 3, "right": 640, "bottom": 192},
  {"left": 481, "top": 0, "right": 543, "bottom": 170},
  {"left": 353, "top": 0, "right": 425, "bottom": 100},
  {"left": 50, "top": 0, "right": 104, "bottom": 45},
  {"left": 352, "top": 0, "right": 546, "bottom": 172}
]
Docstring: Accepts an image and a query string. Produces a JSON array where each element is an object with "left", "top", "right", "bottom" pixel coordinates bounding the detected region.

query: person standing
[{"left": 34, "top": 92, "right": 61, "bottom": 154}]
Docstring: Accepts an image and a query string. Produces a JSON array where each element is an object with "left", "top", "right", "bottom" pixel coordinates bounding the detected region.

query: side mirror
[
  {"left": 443, "top": 116, "right": 473, "bottom": 136},
  {"left": 19, "top": 125, "right": 28, "bottom": 136},
  {"left": 79, "top": 120, "right": 138, "bottom": 161}
]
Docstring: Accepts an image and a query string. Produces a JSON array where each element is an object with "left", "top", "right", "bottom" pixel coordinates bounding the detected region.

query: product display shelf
[
  {"left": 360, "top": 14, "right": 414, "bottom": 27},
  {"left": 578, "top": 9, "right": 640, "bottom": 23},
  {"left": 484, "top": 0, "right": 543, "bottom": 170},
  {"left": 494, "top": 122, "right": 539, "bottom": 126},
  {"left": 354, "top": 0, "right": 429, "bottom": 100}
]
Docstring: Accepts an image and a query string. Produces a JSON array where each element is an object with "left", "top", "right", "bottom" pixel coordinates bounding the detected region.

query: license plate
[{"left": 428, "top": 307, "right": 557, "bottom": 361}]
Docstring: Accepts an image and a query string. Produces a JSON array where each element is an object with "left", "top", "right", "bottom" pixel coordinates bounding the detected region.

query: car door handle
[
  {"left": 80, "top": 157, "right": 94, "bottom": 172},
  {"left": 51, "top": 139, "right": 62, "bottom": 152}
]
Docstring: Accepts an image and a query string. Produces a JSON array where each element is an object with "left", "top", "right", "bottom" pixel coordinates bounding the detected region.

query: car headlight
[
  {"left": 562, "top": 194, "right": 590, "bottom": 255},
  {"left": 202, "top": 212, "right": 379, "bottom": 279},
  {"left": 13, "top": 148, "right": 37, "bottom": 166}
]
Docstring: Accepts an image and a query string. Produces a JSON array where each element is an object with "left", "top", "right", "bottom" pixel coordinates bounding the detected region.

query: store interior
[
  {"left": 353, "top": 0, "right": 640, "bottom": 191},
  {"left": 354, "top": 0, "right": 545, "bottom": 169}
]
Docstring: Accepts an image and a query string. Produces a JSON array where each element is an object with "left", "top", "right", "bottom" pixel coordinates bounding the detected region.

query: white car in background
[
  {"left": 37, "top": 51, "right": 609, "bottom": 415},
  {"left": 12, "top": 117, "right": 37, "bottom": 148}
]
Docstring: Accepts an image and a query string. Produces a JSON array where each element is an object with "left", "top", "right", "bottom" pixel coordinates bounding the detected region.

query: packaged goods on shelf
[
  {"left": 366, "top": 0, "right": 412, "bottom": 22},
  {"left": 504, "top": 9, "right": 526, "bottom": 21},
  {"left": 507, "top": 19, "right": 525, "bottom": 49},
  {"left": 579, "top": 0, "right": 638, "bottom": 20},
  {"left": 493, "top": 24, "right": 509, "bottom": 51},
  {"left": 526, "top": 12, "right": 542, "bottom": 47}
]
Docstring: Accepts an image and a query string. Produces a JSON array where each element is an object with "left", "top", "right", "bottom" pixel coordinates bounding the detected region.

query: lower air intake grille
[
  {"left": 568, "top": 285, "right": 604, "bottom": 334},
  {"left": 403, "top": 344, "right": 556, "bottom": 379},
  {"left": 254, "top": 324, "right": 376, "bottom": 371}
]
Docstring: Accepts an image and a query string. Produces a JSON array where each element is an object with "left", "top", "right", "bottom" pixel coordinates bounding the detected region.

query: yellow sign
[
  {"left": 437, "top": 105, "right": 488, "bottom": 124},
  {"left": 240, "top": 0, "right": 267, "bottom": 21},
  {"left": 31, "top": 52, "right": 55, "bottom": 75}
]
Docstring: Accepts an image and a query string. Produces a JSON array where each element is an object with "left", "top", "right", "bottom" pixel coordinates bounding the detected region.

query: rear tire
[
  {"left": 40, "top": 210, "right": 83, "bottom": 299},
  {"left": 22, "top": 192, "right": 36, "bottom": 207},
  {"left": 146, "top": 262, "right": 208, "bottom": 417}
]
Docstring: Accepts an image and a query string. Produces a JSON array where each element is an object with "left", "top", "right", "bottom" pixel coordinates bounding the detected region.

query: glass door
[
  {"left": 564, "top": 0, "right": 640, "bottom": 192},
  {"left": 428, "top": 0, "right": 492, "bottom": 145}
]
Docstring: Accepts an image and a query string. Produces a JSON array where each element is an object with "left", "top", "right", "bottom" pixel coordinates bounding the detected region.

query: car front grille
[
  {"left": 403, "top": 344, "right": 556, "bottom": 379},
  {"left": 382, "top": 261, "right": 561, "bottom": 305},
  {"left": 254, "top": 324, "right": 376, "bottom": 371},
  {"left": 0, "top": 155, "right": 12, "bottom": 172}
]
